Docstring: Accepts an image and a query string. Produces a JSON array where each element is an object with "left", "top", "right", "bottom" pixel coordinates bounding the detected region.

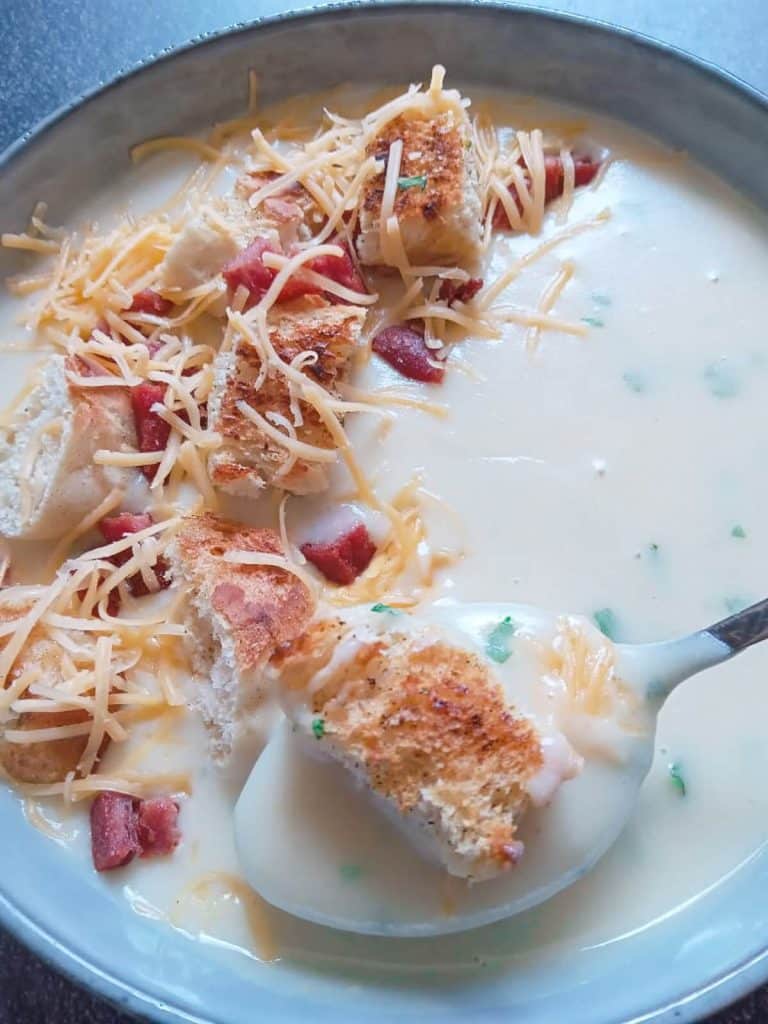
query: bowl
[{"left": 2, "top": 4, "right": 768, "bottom": 1021}]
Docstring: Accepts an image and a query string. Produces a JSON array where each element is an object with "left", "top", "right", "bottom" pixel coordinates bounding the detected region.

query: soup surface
[{"left": 1, "top": 78, "right": 768, "bottom": 978}]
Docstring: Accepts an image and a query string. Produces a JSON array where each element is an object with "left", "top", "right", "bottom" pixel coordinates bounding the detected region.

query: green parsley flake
[
  {"left": 593, "top": 607, "right": 619, "bottom": 641},
  {"left": 669, "top": 762, "right": 686, "bottom": 797},
  {"left": 622, "top": 370, "right": 647, "bottom": 394},
  {"left": 371, "top": 602, "right": 399, "bottom": 615},
  {"left": 731, "top": 524, "right": 747, "bottom": 539},
  {"left": 648, "top": 542, "right": 660, "bottom": 554},
  {"left": 486, "top": 616, "right": 516, "bottom": 664},
  {"left": 397, "top": 174, "right": 427, "bottom": 190},
  {"left": 312, "top": 718, "right": 325, "bottom": 740},
  {"left": 591, "top": 292, "right": 611, "bottom": 307},
  {"left": 581, "top": 315, "right": 605, "bottom": 328},
  {"left": 339, "top": 864, "right": 363, "bottom": 882}
]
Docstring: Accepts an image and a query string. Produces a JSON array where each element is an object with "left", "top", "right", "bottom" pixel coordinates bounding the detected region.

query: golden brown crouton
[
  {"left": 0, "top": 708, "right": 94, "bottom": 784},
  {"left": 275, "top": 611, "right": 548, "bottom": 880},
  {"left": 166, "top": 512, "right": 316, "bottom": 760},
  {"left": 207, "top": 300, "right": 366, "bottom": 498},
  {"left": 0, "top": 608, "right": 110, "bottom": 785},
  {"left": 357, "top": 106, "right": 482, "bottom": 267}
]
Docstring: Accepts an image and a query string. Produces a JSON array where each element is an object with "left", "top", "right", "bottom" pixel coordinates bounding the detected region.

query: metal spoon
[{"left": 234, "top": 598, "right": 768, "bottom": 937}]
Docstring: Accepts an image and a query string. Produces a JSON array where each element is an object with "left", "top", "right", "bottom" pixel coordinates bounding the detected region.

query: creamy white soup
[{"left": 1, "top": 72, "right": 768, "bottom": 978}]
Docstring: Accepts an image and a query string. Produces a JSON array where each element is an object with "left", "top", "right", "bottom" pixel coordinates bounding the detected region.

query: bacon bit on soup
[
  {"left": 263, "top": 197, "right": 304, "bottom": 224},
  {"left": 371, "top": 324, "right": 445, "bottom": 384},
  {"left": 137, "top": 797, "right": 181, "bottom": 857},
  {"left": 131, "top": 381, "right": 171, "bottom": 482},
  {"left": 223, "top": 235, "right": 365, "bottom": 307},
  {"left": 127, "top": 289, "right": 174, "bottom": 318},
  {"left": 99, "top": 511, "right": 170, "bottom": 599},
  {"left": 223, "top": 237, "right": 320, "bottom": 305},
  {"left": 90, "top": 791, "right": 140, "bottom": 871},
  {"left": 301, "top": 523, "right": 377, "bottom": 585},
  {"left": 438, "top": 277, "right": 483, "bottom": 305},
  {"left": 91, "top": 791, "right": 180, "bottom": 872},
  {"left": 494, "top": 154, "right": 601, "bottom": 229},
  {"left": 307, "top": 237, "right": 367, "bottom": 296}
]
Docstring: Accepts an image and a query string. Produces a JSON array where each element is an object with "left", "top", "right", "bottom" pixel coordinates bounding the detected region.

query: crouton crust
[
  {"left": 276, "top": 617, "right": 544, "bottom": 873},
  {"left": 208, "top": 301, "right": 366, "bottom": 496},
  {"left": 0, "top": 708, "right": 94, "bottom": 784},
  {"left": 357, "top": 108, "right": 482, "bottom": 267},
  {"left": 169, "top": 512, "right": 315, "bottom": 674}
]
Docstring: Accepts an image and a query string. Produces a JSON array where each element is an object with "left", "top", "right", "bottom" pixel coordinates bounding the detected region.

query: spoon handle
[{"left": 704, "top": 597, "right": 768, "bottom": 653}]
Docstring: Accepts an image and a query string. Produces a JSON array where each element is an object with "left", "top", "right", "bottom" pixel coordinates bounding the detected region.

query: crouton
[
  {"left": 159, "top": 199, "right": 267, "bottom": 292},
  {"left": 207, "top": 300, "right": 366, "bottom": 498},
  {"left": 356, "top": 105, "right": 482, "bottom": 268},
  {"left": 0, "top": 598, "right": 107, "bottom": 784},
  {"left": 274, "top": 609, "right": 562, "bottom": 881},
  {"left": 159, "top": 179, "right": 308, "bottom": 294},
  {"left": 166, "top": 512, "right": 315, "bottom": 761},
  {"left": 0, "top": 707, "right": 95, "bottom": 785},
  {"left": 0, "top": 355, "right": 135, "bottom": 541}
]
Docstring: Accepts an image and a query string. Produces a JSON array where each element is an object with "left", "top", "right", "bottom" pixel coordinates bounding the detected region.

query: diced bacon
[
  {"left": 241, "top": 171, "right": 304, "bottom": 198},
  {"left": 99, "top": 512, "right": 153, "bottom": 544},
  {"left": 223, "top": 234, "right": 366, "bottom": 308},
  {"left": 91, "top": 791, "right": 140, "bottom": 872},
  {"left": 264, "top": 197, "right": 303, "bottom": 223},
  {"left": 494, "top": 153, "right": 602, "bottom": 229},
  {"left": 223, "top": 237, "right": 280, "bottom": 303},
  {"left": 371, "top": 324, "right": 445, "bottom": 384},
  {"left": 131, "top": 381, "right": 171, "bottom": 482},
  {"left": 91, "top": 791, "right": 181, "bottom": 872},
  {"left": 439, "top": 277, "right": 483, "bottom": 306},
  {"left": 127, "top": 289, "right": 174, "bottom": 318},
  {"left": 98, "top": 511, "right": 170, "bottom": 600},
  {"left": 137, "top": 797, "right": 180, "bottom": 857},
  {"left": 223, "top": 237, "right": 322, "bottom": 306},
  {"left": 301, "top": 522, "right": 377, "bottom": 585},
  {"left": 307, "top": 237, "right": 367, "bottom": 296}
]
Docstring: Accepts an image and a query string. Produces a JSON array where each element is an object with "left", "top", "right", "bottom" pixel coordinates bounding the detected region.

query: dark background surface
[{"left": 2, "top": 1, "right": 768, "bottom": 1021}]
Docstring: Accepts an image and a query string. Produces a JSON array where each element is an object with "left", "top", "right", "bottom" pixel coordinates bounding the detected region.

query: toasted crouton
[
  {"left": 0, "top": 355, "right": 135, "bottom": 541},
  {"left": 207, "top": 300, "right": 366, "bottom": 498},
  {"left": 274, "top": 609, "right": 565, "bottom": 881},
  {"left": 357, "top": 105, "right": 482, "bottom": 268},
  {"left": 166, "top": 513, "right": 315, "bottom": 761},
  {"left": 1, "top": 707, "right": 95, "bottom": 785},
  {"left": 0, "top": 597, "right": 107, "bottom": 784}
]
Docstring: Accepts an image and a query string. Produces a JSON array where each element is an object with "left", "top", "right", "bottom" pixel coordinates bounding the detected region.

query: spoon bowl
[
  {"left": 234, "top": 598, "right": 763, "bottom": 936},
  {"left": 234, "top": 602, "right": 658, "bottom": 935}
]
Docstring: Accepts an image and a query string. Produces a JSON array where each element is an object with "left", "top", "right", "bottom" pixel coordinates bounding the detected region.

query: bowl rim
[{"left": 3, "top": 2, "right": 768, "bottom": 1021}]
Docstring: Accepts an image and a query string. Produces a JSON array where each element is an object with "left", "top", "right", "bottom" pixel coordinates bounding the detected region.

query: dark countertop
[{"left": 2, "top": 1, "right": 768, "bottom": 1021}]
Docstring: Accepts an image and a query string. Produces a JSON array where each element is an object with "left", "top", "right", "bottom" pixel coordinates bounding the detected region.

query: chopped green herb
[
  {"left": 397, "top": 174, "right": 427, "bottom": 190},
  {"left": 669, "top": 762, "right": 686, "bottom": 797},
  {"left": 591, "top": 292, "right": 611, "bottom": 307},
  {"left": 581, "top": 316, "right": 605, "bottom": 328},
  {"left": 622, "top": 370, "right": 647, "bottom": 394},
  {"left": 593, "top": 607, "right": 619, "bottom": 641},
  {"left": 312, "top": 718, "right": 325, "bottom": 740},
  {"left": 648, "top": 542, "right": 660, "bottom": 555},
  {"left": 486, "top": 616, "right": 516, "bottom": 664},
  {"left": 704, "top": 361, "right": 740, "bottom": 398},
  {"left": 339, "top": 864, "right": 363, "bottom": 882},
  {"left": 371, "top": 602, "right": 399, "bottom": 615},
  {"left": 731, "top": 524, "right": 747, "bottom": 539}
]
